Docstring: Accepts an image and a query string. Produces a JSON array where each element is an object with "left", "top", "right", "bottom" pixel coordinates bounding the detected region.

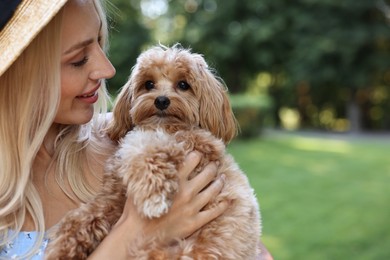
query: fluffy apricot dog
[{"left": 46, "top": 45, "right": 261, "bottom": 259}]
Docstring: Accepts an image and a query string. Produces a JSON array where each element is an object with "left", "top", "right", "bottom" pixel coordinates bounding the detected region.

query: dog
[{"left": 45, "top": 45, "right": 261, "bottom": 259}]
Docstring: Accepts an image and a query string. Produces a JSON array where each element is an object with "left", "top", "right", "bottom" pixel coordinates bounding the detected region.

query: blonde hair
[{"left": 0, "top": 0, "right": 111, "bottom": 258}]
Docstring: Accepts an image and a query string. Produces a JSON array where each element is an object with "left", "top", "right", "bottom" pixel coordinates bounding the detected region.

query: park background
[{"left": 105, "top": 0, "right": 390, "bottom": 259}]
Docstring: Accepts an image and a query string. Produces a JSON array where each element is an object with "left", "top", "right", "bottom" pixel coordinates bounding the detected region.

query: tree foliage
[
  {"left": 106, "top": 0, "right": 151, "bottom": 93},
  {"left": 107, "top": 0, "right": 390, "bottom": 131}
]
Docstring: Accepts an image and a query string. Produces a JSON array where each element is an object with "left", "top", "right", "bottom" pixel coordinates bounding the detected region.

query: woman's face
[{"left": 57, "top": 0, "right": 115, "bottom": 125}]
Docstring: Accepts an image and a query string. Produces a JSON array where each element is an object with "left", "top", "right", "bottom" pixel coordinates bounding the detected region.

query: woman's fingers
[
  {"left": 179, "top": 151, "right": 202, "bottom": 181},
  {"left": 192, "top": 200, "right": 229, "bottom": 232},
  {"left": 174, "top": 151, "right": 229, "bottom": 236},
  {"left": 188, "top": 162, "right": 219, "bottom": 195},
  {"left": 194, "top": 174, "right": 225, "bottom": 211}
]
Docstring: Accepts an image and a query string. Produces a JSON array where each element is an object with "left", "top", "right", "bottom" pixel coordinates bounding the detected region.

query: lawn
[{"left": 228, "top": 132, "right": 390, "bottom": 260}]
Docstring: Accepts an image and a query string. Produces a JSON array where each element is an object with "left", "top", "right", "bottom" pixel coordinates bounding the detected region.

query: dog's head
[{"left": 107, "top": 44, "right": 238, "bottom": 144}]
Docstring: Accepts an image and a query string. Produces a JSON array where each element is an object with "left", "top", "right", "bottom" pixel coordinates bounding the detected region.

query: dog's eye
[
  {"left": 177, "top": 81, "right": 190, "bottom": 91},
  {"left": 145, "top": 81, "right": 155, "bottom": 90}
]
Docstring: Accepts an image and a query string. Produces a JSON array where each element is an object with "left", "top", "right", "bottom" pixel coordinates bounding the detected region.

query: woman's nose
[{"left": 90, "top": 48, "right": 116, "bottom": 80}]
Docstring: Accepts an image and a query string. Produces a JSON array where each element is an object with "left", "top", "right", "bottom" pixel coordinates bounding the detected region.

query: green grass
[{"left": 228, "top": 133, "right": 390, "bottom": 260}]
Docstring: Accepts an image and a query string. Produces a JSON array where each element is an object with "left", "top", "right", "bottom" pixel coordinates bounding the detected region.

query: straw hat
[{"left": 0, "top": 0, "right": 69, "bottom": 76}]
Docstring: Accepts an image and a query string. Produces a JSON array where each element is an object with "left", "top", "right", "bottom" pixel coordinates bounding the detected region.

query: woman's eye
[
  {"left": 145, "top": 80, "right": 155, "bottom": 90},
  {"left": 178, "top": 81, "right": 190, "bottom": 91},
  {"left": 71, "top": 57, "right": 89, "bottom": 67}
]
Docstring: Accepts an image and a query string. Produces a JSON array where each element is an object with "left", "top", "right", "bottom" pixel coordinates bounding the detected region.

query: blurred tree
[
  {"left": 105, "top": 0, "right": 151, "bottom": 94},
  {"left": 107, "top": 0, "right": 390, "bottom": 131},
  {"left": 282, "top": 0, "right": 390, "bottom": 132}
]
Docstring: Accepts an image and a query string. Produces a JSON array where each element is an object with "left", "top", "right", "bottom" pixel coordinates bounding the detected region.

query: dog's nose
[{"left": 154, "top": 96, "right": 170, "bottom": 110}]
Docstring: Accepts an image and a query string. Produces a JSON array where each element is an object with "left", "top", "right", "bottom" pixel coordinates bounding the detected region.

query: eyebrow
[
  {"left": 63, "top": 38, "right": 94, "bottom": 55},
  {"left": 64, "top": 21, "right": 103, "bottom": 55}
]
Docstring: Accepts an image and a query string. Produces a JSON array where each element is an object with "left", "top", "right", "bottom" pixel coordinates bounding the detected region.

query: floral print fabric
[{"left": 0, "top": 231, "right": 48, "bottom": 259}]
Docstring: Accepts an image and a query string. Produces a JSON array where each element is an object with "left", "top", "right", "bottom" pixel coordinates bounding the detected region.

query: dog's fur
[{"left": 45, "top": 45, "right": 261, "bottom": 259}]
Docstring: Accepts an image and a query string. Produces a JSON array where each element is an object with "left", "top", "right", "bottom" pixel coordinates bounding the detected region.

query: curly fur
[{"left": 45, "top": 44, "right": 261, "bottom": 259}]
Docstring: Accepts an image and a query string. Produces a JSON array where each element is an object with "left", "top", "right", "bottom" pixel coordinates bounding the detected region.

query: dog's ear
[
  {"left": 106, "top": 80, "right": 133, "bottom": 142},
  {"left": 194, "top": 56, "right": 238, "bottom": 144}
]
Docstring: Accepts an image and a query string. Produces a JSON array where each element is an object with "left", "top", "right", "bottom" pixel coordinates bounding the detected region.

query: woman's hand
[
  {"left": 88, "top": 151, "right": 228, "bottom": 259},
  {"left": 143, "top": 151, "right": 228, "bottom": 241}
]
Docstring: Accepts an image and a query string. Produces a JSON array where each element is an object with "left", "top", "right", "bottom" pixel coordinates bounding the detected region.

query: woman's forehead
[{"left": 61, "top": 0, "right": 100, "bottom": 54}]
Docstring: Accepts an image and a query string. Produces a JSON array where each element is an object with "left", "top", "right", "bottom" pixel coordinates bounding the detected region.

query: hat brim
[{"left": 0, "top": 0, "right": 69, "bottom": 76}]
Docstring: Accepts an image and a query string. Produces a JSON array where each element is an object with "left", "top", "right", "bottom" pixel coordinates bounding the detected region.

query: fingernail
[{"left": 215, "top": 160, "right": 220, "bottom": 167}]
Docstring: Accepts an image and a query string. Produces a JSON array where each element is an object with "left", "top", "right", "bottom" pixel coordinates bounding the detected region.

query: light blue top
[{"left": 0, "top": 231, "right": 48, "bottom": 260}]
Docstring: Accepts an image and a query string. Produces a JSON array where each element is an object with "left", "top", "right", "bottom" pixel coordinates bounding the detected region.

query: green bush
[{"left": 230, "top": 94, "right": 272, "bottom": 139}]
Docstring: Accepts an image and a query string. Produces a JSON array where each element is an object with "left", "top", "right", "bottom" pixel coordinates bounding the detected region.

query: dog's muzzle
[{"left": 154, "top": 96, "right": 170, "bottom": 110}]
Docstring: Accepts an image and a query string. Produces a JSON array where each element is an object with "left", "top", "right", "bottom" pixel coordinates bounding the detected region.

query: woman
[{"left": 0, "top": 0, "right": 272, "bottom": 259}]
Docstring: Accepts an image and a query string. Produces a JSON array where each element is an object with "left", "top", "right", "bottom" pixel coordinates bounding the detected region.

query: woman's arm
[{"left": 88, "top": 152, "right": 228, "bottom": 259}]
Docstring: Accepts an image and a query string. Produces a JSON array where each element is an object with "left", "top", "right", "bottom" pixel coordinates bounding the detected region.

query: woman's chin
[{"left": 54, "top": 108, "right": 94, "bottom": 125}]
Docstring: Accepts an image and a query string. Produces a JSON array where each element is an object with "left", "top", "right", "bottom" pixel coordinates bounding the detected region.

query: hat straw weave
[{"left": 0, "top": 0, "right": 69, "bottom": 76}]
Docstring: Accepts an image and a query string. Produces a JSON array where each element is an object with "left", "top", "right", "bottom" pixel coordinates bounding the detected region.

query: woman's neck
[{"left": 42, "top": 123, "right": 61, "bottom": 156}]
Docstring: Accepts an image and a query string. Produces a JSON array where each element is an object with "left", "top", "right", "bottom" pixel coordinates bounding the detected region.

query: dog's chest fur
[
  {"left": 117, "top": 127, "right": 225, "bottom": 178},
  {"left": 107, "top": 127, "right": 226, "bottom": 219}
]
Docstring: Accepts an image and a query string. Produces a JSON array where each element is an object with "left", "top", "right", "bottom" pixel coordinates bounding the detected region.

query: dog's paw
[
  {"left": 117, "top": 130, "right": 184, "bottom": 219},
  {"left": 141, "top": 193, "right": 172, "bottom": 218}
]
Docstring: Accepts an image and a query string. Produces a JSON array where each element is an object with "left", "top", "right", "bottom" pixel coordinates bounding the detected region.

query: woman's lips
[
  {"left": 76, "top": 91, "right": 98, "bottom": 104},
  {"left": 76, "top": 84, "right": 100, "bottom": 104}
]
